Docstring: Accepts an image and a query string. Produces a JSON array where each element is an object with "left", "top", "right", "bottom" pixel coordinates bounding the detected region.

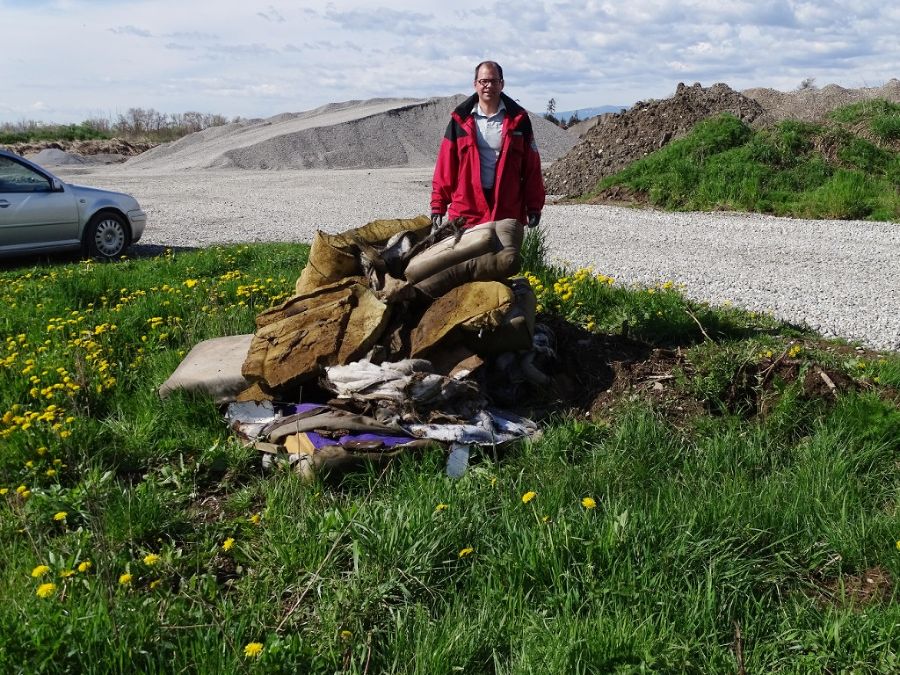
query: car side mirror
[{"left": 51, "top": 178, "right": 65, "bottom": 192}]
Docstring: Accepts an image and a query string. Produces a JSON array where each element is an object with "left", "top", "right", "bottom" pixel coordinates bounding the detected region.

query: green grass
[
  {"left": 1, "top": 244, "right": 898, "bottom": 673},
  {"left": 588, "top": 100, "right": 900, "bottom": 221}
]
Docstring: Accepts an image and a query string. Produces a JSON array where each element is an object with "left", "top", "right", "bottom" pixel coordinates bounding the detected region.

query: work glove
[
  {"left": 527, "top": 212, "right": 541, "bottom": 228},
  {"left": 431, "top": 213, "right": 443, "bottom": 234}
]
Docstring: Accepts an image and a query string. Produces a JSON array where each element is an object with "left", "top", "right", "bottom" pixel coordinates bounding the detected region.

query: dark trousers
[{"left": 483, "top": 185, "right": 494, "bottom": 210}]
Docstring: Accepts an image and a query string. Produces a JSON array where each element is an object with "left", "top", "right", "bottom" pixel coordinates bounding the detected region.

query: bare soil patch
[
  {"left": 508, "top": 326, "right": 884, "bottom": 428},
  {"left": 807, "top": 566, "right": 895, "bottom": 609}
]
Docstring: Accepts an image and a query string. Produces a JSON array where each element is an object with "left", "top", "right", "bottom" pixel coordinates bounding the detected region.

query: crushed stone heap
[
  {"left": 743, "top": 78, "right": 900, "bottom": 123},
  {"left": 124, "top": 95, "right": 577, "bottom": 172},
  {"left": 543, "top": 82, "right": 768, "bottom": 198}
]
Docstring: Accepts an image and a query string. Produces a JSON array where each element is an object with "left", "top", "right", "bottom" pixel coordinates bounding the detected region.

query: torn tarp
[{"left": 225, "top": 398, "right": 538, "bottom": 480}]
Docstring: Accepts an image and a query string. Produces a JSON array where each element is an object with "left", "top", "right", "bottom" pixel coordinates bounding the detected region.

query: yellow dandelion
[
  {"left": 243, "top": 642, "right": 264, "bottom": 658},
  {"left": 59, "top": 569, "right": 75, "bottom": 579},
  {"left": 31, "top": 565, "right": 51, "bottom": 578},
  {"left": 521, "top": 491, "right": 537, "bottom": 504},
  {"left": 249, "top": 513, "right": 261, "bottom": 525},
  {"left": 143, "top": 553, "right": 161, "bottom": 566},
  {"left": 77, "top": 561, "right": 92, "bottom": 573},
  {"left": 896, "top": 540, "right": 900, "bottom": 551},
  {"left": 45, "top": 468, "right": 57, "bottom": 478},
  {"left": 149, "top": 579, "right": 162, "bottom": 590},
  {"left": 53, "top": 511, "right": 67, "bottom": 521},
  {"left": 458, "top": 547, "right": 474, "bottom": 558},
  {"left": 0, "top": 488, "right": 7, "bottom": 495},
  {"left": 340, "top": 630, "right": 353, "bottom": 640},
  {"left": 183, "top": 279, "right": 199, "bottom": 289},
  {"left": 118, "top": 573, "right": 133, "bottom": 586},
  {"left": 222, "top": 537, "right": 235, "bottom": 552},
  {"left": 581, "top": 497, "right": 597, "bottom": 509},
  {"left": 36, "top": 583, "right": 56, "bottom": 598},
  {"left": 435, "top": 503, "right": 449, "bottom": 512}
]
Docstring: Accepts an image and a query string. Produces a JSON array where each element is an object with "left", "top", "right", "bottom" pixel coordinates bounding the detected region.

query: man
[{"left": 431, "top": 61, "right": 545, "bottom": 231}]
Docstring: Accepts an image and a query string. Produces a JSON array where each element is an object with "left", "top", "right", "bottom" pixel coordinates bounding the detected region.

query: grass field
[
  {"left": 587, "top": 99, "right": 900, "bottom": 221},
  {"left": 1, "top": 240, "right": 898, "bottom": 673}
]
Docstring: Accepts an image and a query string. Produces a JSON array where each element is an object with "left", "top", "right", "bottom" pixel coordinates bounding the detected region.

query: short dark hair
[{"left": 474, "top": 61, "right": 503, "bottom": 81}]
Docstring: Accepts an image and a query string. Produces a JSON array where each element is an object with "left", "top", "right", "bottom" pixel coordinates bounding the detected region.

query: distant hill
[{"left": 555, "top": 105, "right": 628, "bottom": 123}]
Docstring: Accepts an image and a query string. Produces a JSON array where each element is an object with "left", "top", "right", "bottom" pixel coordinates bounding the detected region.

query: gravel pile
[
  {"left": 27, "top": 148, "right": 129, "bottom": 166},
  {"left": 126, "top": 96, "right": 577, "bottom": 172},
  {"left": 56, "top": 165, "right": 900, "bottom": 351},
  {"left": 743, "top": 79, "right": 900, "bottom": 123}
]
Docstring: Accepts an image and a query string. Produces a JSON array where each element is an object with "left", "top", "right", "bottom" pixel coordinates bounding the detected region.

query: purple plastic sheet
[
  {"left": 337, "top": 433, "right": 413, "bottom": 448},
  {"left": 303, "top": 431, "right": 413, "bottom": 449},
  {"left": 280, "top": 403, "right": 328, "bottom": 415}
]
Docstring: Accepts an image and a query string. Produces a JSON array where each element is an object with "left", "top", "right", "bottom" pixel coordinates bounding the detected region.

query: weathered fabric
[
  {"left": 248, "top": 402, "right": 538, "bottom": 481},
  {"left": 242, "top": 279, "right": 390, "bottom": 392},
  {"left": 324, "top": 357, "right": 485, "bottom": 422},
  {"left": 158, "top": 334, "right": 253, "bottom": 403},
  {"left": 405, "top": 219, "right": 523, "bottom": 299},
  {"left": 406, "top": 408, "right": 539, "bottom": 444},
  {"left": 411, "top": 279, "right": 535, "bottom": 358},
  {"left": 295, "top": 215, "right": 431, "bottom": 295},
  {"left": 464, "top": 276, "right": 536, "bottom": 354}
]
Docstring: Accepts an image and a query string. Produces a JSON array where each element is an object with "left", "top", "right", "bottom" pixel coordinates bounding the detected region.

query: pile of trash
[{"left": 160, "top": 215, "right": 555, "bottom": 479}]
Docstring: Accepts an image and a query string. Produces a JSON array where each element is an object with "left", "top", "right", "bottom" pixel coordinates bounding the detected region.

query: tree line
[
  {"left": 542, "top": 98, "right": 582, "bottom": 129},
  {"left": 0, "top": 108, "right": 237, "bottom": 145}
]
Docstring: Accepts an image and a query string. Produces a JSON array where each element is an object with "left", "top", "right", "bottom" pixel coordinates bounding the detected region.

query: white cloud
[
  {"left": 109, "top": 25, "right": 152, "bottom": 37},
  {"left": 0, "top": 0, "right": 896, "bottom": 122},
  {"left": 257, "top": 5, "right": 285, "bottom": 22}
]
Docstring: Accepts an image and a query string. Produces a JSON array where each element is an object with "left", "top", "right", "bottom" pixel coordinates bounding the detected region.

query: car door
[{"left": 0, "top": 156, "right": 79, "bottom": 252}]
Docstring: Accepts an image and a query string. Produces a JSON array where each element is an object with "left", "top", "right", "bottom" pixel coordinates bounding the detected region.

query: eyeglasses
[{"left": 476, "top": 78, "right": 502, "bottom": 86}]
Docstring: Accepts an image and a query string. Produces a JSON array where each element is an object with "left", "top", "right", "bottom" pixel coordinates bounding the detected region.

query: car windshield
[{"left": 0, "top": 157, "right": 52, "bottom": 193}]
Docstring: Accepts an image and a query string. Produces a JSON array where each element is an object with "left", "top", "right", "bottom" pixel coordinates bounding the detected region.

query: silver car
[{"left": 0, "top": 149, "right": 146, "bottom": 259}]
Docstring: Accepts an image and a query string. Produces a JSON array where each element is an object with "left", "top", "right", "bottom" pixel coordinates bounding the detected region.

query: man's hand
[
  {"left": 527, "top": 212, "right": 541, "bottom": 228},
  {"left": 431, "top": 213, "right": 443, "bottom": 233}
]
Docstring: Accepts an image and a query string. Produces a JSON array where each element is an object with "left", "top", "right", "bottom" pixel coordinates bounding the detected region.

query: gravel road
[{"left": 56, "top": 165, "right": 900, "bottom": 351}]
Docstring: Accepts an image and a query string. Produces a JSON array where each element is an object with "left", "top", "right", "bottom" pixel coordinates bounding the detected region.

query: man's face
[{"left": 474, "top": 65, "right": 504, "bottom": 107}]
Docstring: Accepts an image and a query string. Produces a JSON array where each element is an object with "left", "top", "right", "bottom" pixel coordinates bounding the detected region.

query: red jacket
[{"left": 431, "top": 93, "right": 545, "bottom": 228}]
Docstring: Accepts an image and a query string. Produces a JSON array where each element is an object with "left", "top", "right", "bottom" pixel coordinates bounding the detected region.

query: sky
[{"left": 1, "top": 0, "right": 897, "bottom": 124}]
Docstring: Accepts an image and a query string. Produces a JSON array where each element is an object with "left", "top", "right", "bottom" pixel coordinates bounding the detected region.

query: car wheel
[{"left": 85, "top": 212, "right": 130, "bottom": 259}]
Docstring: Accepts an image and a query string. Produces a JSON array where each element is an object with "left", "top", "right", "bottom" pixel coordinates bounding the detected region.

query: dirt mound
[
  {"left": 544, "top": 82, "right": 767, "bottom": 197},
  {"left": 126, "top": 96, "right": 578, "bottom": 172},
  {"left": 545, "top": 79, "right": 900, "bottom": 198},
  {"left": 743, "top": 79, "right": 900, "bottom": 123}
]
